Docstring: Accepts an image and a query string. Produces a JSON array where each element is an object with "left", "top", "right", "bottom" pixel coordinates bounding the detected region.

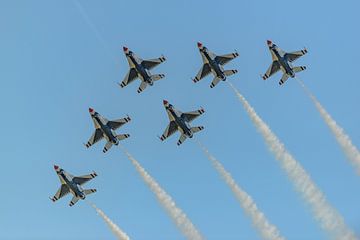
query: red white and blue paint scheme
[
  {"left": 119, "top": 47, "right": 166, "bottom": 93},
  {"left": 50, "top": 165, "right": 97, "bottom": 207},
  {"left": 193, "top": 42, "right": 239, "bottom": 88},
  {"left": 85, "top": 108, "right": 131, "bottom": 153},
  {"left": 159, "top": 100, "right": 205, "bottom": 146},
  {"left": 262, "top": 40, "right": 307, "bottom": 85}
]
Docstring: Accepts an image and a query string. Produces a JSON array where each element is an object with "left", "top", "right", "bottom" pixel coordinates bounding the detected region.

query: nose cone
[
  {"left": 267, "top": 40, "right": 272, "bottom": 45},
  {"left": 54, "top": 165, "right": 59, "bottom": 170},
  {"left": 123, "top": 46, "right": 128, "bottom": 52},
  {"left": 197, "top": 42, "right": 203, "bottom": 48},
  {"left": 89, "top": 108, "right": 94, "bottom": 114},
  {"left": 163, "top": 100, "right": 168, "bottom": 105}
]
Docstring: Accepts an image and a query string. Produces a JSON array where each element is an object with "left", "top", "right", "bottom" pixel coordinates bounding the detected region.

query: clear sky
[{"left": 0, "top": 0, "right": 359, "bottom": 239}]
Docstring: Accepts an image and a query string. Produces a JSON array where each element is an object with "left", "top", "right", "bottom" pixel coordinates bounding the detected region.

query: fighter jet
[
  {"left": 119, "top": 47, "right": 166, "bottom": 93},
  {"left": 193, "top": 42, "right": 239, "bottom": 88},
  {"left": 159, "top": 100, "right": 205, "bottom": 145},
  {"left": 262, "top": 40, "right": 308, "bottom": 85},
  {"left": 50, "top": 165, "right": 97, "bottom": 207},
  {"left": 85, "top": 108, "right": 131, "bottom": 153}
]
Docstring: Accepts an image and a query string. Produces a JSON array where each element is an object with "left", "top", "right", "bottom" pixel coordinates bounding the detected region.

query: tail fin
[
  {"left": 84, "top": 189, "right": 97, "bottom": 196},
  {"left": 191, "top": 126, "right": 204, "bottom": 133},
  {"left": 116, "top": 134, "right": 130, "bottom": 141},
  {"left": 292, "top": 66, "right": 306, "bottom": 73},
  {"left": 151, "top": 74, "right": 165, "bottom": 81},
  {"left": 223, "top": 69, "right": 238, "bottom": 77}
]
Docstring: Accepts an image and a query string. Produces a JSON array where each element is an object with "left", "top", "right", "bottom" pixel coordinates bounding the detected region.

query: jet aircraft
[
  {"left": 50, "top": 165, "right": 97, "bottom": 207},
  {"left": 119, "top": 47, "right": 166, "bottom": 93},
  {"left": 193, "top": 42, "right": 239, "bottom": 88},
  {"left": 159, "top": 100, "right": 205, "bottom": 145},
  {"left": 85, "top": 108, "right": 130, "bottom": 153},
  {"left": 262, "top": 40, "right": 307, "bottom": 85}
]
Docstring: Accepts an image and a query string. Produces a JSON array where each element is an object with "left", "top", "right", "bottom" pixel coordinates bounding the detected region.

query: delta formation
[{"left": 50, "top": 40, "right": 308, "bottom": 207}]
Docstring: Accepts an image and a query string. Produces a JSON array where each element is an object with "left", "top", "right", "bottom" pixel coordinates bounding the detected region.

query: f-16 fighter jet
[
  {"left": 193, "top": 42, "right": 239, "bottom": 88},
  {"left": 159, "top": 100, "right": 205, "bottom": 146},
  {"left": 85, "top": 108, "right": 130, "bottom": 153},
  {"left": 50, "top": 165, "right": 97, "bottom": 207},
  {"left": 262, "top": 40, "right": 307, "bottom": 85},
  {"left": 119, "top": 47, "right": 166, "bottom": 93}
]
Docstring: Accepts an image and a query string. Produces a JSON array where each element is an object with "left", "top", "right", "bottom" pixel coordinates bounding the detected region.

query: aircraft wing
[
  {"left": 262, "top": 61, "right": 280, "bottom": 80},
  {"left": 181, "top": 108, "right": 205, "bottom": 122},
  {"left": 141, "top": 56, "right": 166, "bottom": 70},
  {"left": 160, "top": 121, "right": 178, "bottom": 141},
  {"left": 193, "top": 64, "right": 211, "bottom": 82},
  {"left": 285, "top": 49, "right": 308, "bottom": 62},
  {"left": 51, "top": 184, "right": 70, "bottom": 202},
  {"left": 85, "top": 129, "right": 104, "bottom": 148},
  {"left": 215, "top": 52, "right": 239, "bottom": 65},
  {"left": 119, "top": 68, "right": 138, "bottom": 88},
  {"left": 73, "top": 172, "right": 98, "bottom": 186},
  {"left": 107, "top": 116, "right": 131, "bottom": 130}
]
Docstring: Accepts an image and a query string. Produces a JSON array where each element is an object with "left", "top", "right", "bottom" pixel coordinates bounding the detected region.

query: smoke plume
[
  {"left": 120, "top": 146, "right": 204, "bottom": 240},
  {"left": 297, "top": 79, "right": 360, "bottom": 175},
  {"left": 89, "top": 202, "right": 130, "bottom": 240},
  {"left": 228, "top": 82, "right": 357, "bottom": 240},
  {"left": 198, "top": 141, "right": 285, "bottom": 240}
]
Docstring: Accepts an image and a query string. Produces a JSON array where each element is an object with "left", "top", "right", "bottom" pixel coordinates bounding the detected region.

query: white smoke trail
[
  {"left": 72, "top": 0, "right": 120, "bottom": 64},
  {"left": 89, "top": 202, "right": 130, "bottom": 240},
  {"left": 297, "top": 79, "right": 360, "bottom": 175},
  {"left": 197, "top": 141, "right": 285, "bottom": 240},
  {"left": 228, "top": 82, "right": 357, "bottom": 240},
  {"left": 120, "top": 146, "right": 204, "bottom": 240}
]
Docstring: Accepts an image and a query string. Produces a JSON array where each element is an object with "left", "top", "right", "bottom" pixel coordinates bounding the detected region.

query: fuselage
[
  {"left": 270, "top": 45, "right": 295, "bottom": 78},
  {"left": 58, "top": 169, "right": 85, "bottom": 199},
  {"left": 200, "top": 48, "right": 226, "bottom": 80},
  {"left": 166, "top": 104, "right": 193, "bottom": 138},
  {"left": 126, "top": 51, "right": 153, "bottom": 85},
  {"left": 92, "top": 112, "right": 119, "bottom": 145}
]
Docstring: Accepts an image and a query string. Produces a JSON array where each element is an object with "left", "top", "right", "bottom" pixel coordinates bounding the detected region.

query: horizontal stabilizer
[
  {"left": 103, "top": 141, "right": 113, "bottom": 153},
  {"left": 151, "top": 74, "right": 165, "bottom": 81},
  {"left": 191, "top": 126, "right": 204, "bottom": 133},
  {"left": 83, "top": 189, "right": 97, "bottom": 196},
  {"left": 177, "top": 134, "right": 187, "bottom": 146},
  {"left": 210, "top": 76, "right": 222, "bottom": 88},
  {"left": 279, "top": 74, "right": 290, "bottom": 85},
  {"left": 223, "top": 69, "right": 238, "bottom": 77},
  {"left": 69, "top": 196, "right": 80, "bottom": 207},
  {"left": 293, "top": 66, "right": 306, "bottom": 73},
  {"left": 116, "top": 134, "right": 130, "bottom": 141}
]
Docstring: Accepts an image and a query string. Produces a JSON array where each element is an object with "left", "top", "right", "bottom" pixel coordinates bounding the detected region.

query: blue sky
[{"left": 0, "top": 0, "right": 359, "bottom": 239}]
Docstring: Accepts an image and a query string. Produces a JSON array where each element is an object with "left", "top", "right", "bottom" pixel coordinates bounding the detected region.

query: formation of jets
[{"left": 51, "top": 40, "right": 307, "bottom": 206}]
